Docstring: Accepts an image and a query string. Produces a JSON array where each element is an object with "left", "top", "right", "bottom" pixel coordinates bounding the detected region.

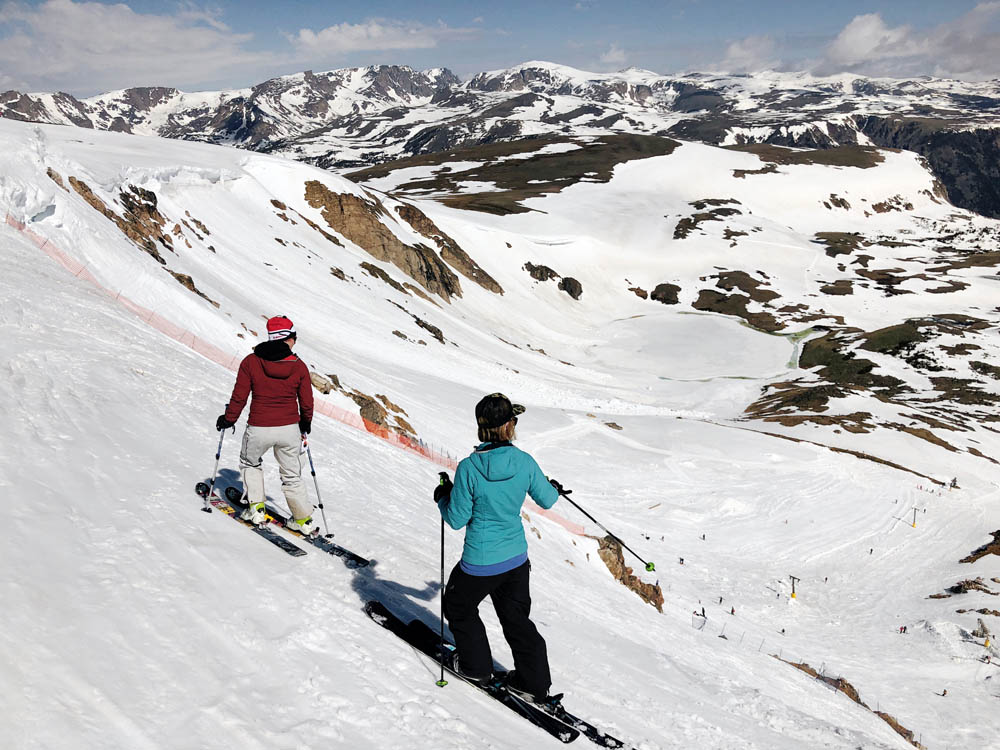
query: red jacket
[{"left": 224, "top": 341, "right": 314, "bottom": 427}]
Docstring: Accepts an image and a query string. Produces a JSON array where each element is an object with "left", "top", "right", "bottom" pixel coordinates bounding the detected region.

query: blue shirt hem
[{"left": 460, "top": 552, "right": 528, "bottom": 577}]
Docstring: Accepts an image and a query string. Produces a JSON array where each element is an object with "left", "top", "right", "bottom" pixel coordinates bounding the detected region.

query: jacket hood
[
  {"left": 468, "top": 442, "right": 519, "bottom": 482},
  {"left": 253, "top": 341, "right": 298, "bottom": 379}
]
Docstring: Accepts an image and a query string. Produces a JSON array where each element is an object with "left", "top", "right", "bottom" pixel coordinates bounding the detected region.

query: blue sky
[{"left": 1, "top": 1, "right": 998, "bottom": 94}]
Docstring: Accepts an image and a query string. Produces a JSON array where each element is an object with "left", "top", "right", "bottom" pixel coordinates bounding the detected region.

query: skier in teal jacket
[{"left": 435, "top": 393, "right": 564, "bottom": 705}]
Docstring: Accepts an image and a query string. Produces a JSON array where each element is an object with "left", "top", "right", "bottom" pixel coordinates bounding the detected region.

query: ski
[
  {"left": 364, "top": 600, "right": 580, "bottom": 744},
  {"left": 507, "top": 690, "right": 629, "bottom": 749},
  {"left": 405, "top": 619, "right": 631, "bottom": 749},
  {"left": 224, "top": 487, "right": 371, "bottom": 568},
  {"left": 194, "top": 482, "right": 306, "bottom": 558}
]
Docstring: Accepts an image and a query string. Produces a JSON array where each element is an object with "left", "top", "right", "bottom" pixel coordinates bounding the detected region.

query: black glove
[
  {"left": 216, "top": 415, "right": 234, "bottom": 431},
  {"left": 434, "top": 472, "right": 453, "bottom": 503},
  {"left": 299, "top": 418, "right": 311, "bottom": 435},
  {"left": 549, "top": 478, "right": 571, "bottom": 496}
]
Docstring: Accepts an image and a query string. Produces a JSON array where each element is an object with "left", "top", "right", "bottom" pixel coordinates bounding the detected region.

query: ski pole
[
  {"left": 436, "top": 472, "right": 449, "bottom": 688},
  {"left": 557, "top": 489, "right": 656, "bottom": 572},
  {"left": 202, "top": 429, "right": 226, "bottom": 513},
  {"left": 302, "top": 435, "right": 333, "bottom": 538}
]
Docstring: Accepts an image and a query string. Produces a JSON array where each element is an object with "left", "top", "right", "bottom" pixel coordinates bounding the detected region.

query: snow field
[{"left": 2, "top": 116, "right": 999, "bottom": 748}]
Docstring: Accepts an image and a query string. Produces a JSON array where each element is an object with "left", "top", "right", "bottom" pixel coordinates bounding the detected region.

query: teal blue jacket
[{"left": 438, "top": 442, "right": 560, "bottom": 566}]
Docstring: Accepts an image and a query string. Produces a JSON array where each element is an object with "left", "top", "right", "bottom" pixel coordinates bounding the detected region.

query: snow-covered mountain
[
  {"left": 3, "top": 62, "right": 1000, "bottom": 219},
  {"left": 2, "top": 111, "right": 999, "bottom": 749}
]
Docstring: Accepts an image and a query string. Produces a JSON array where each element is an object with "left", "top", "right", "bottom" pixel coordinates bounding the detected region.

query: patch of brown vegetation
[
  {"left": 395, "top": 202, "right": 503, "bottom": 294},
  {"left": 305, "top": 181, "right": 460, "bottom": 301},
  {"left": 692, "top": 289, "right": 782, "bottom": 332},
  {"left": 629, "top": 286, "right": 648, "bottom": 299},
  {"left": 970, "top": 361, "right": 1000, "bottom": 380},
  {"left": 820, "top": 279, "right": 854, "bottom": 295},
  {"left": 596, "top": 535, "right": 663, "bottom": 612},
  {"left": 713, "top": 270, "right": 780, "bottom": 304},
  {"left": 723, "top": 228, "right": 748, "bottom": 245},
  {"left": 732, "top": 162, "right": 778, "bottom": 179},
  {"left": 674, "top": 202, "right": 742, "bottom": 239},
  {"left": 604, "top": 422, "right": 623, "bottom": 430},
  {"left": 961, "top": 531, "right": 1000, "bottom": 564},
  {"left": 351, "top": 135, "right": 679, "bottom": 215},
  {"left": 727, "top": 143, "right": 885, "bottom": 169},
  {"left": 941, "top": 343, "right": 981, "bottom": 356},
  {"left": 812, "top": 232, "right": 868, "bottom": 257}
]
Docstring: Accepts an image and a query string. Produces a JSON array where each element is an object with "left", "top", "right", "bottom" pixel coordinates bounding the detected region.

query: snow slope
[{"left": 2, "top": 118, "right": 999, "bottom": 749}]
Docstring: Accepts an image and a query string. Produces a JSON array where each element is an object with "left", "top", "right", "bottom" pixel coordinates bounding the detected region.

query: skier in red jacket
[{"left": 216, "top": 316, "right": 319, "bottom": 536}]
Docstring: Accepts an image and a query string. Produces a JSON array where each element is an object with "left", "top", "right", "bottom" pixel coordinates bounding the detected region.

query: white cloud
[
  {"left": 721, "top": 34, "right": 778, "bottom": 73},
  {"left": 818, "top": 3, "right": 1000, "bottom": 78},
  {"left": 716, "top": 3, "right": 1000, "bottom": 80},
  {"left": 599, "top": 43, "right": 626, "bottom": 66},
  {"left": 0, "top": 0, "right": 275, "bottom": 93},
  {"left": 291, "top": 19, "right": 475, "bottom": 55}
]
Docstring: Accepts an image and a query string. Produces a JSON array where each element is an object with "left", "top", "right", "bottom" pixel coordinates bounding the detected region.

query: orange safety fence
[{"left": 4, "top": 210, "right": 587, "bottom": 536}]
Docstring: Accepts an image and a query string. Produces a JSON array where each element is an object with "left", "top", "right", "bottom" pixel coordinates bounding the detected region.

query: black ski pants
[{"left": 443, "top": 559, "right": 551, "bottom": 696}]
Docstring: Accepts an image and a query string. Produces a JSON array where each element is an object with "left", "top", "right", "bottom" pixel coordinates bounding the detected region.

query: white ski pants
[{"left": 239, "top": 423, "right": 313, "bottom": 521}]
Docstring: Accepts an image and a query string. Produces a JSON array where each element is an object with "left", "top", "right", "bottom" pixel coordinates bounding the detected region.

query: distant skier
[
  {"left": 434, "top": 393, "right": 563, "bottom": 706},
  {"left": 216, "top": 316, "right": 319, "bottom": 536}
]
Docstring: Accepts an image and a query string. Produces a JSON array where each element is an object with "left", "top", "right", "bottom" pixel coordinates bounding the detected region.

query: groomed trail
[{"left": 2, "top": 117, "right": 999, "bottom": 749}]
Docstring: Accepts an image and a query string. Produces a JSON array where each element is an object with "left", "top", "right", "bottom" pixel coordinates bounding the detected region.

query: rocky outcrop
[
  {"left": 774, "top": 657, "right": 924, "bottom": 748},
  {"left": 395, "top": 203, "right": 503, "bottom": 294},
  {"left": 596, "top": 536, "right": 664, "bottom": 612},
  {"left": 650, "top": 283, "right": 680, "bottom": 305},
  {"left": 961, "top": 530, "right": 1000, "bottom": 564},
  {"left": 304, "top": 181, "right": 460, "bottom": 301},
  {"left": 524, "top": 262, "right": 558, "bottom": 282},
  {"left": 69, "top": 178, "right": 173, "bottom": 264},
  {"left": 558, "top": 277, "right": 583, "bottom": 300},
  {"left": 856, "top": 116, "right": 1000, "bottom": 219}
]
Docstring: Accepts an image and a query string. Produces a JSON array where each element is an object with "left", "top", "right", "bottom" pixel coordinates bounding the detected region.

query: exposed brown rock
[
  {"left": 310, "top": 372, "right": 335, "bottom": 394},
  {"left": 651, "top": 283, "right": 680, "bottom": 305},
  {"left": 304, "top": 181, "right": 460, "bottom": 300},
  {"left": 376, "top": 394, "right": 408, "bottom": 416},
  {"left": 774, "top": 657, "right": 924, "bottom": 748},
  {"left": 360, "top": 261, "right": 408, "bottom": 294},
  {"left": 596, "top": 535, "right": 663, "bottom": 612},
  {"left": 167, "top": 270, "right": 219, "bottom": 307},
  {"left": 395, "top": 202, "right": 503, "bottom": 294},
  {"left": 961, "top": 531, "right": 1000, "bottom": 564},
  {"left": 46, "top": 167, "right": 67, "bottom": 191},
  {"left": 69, "top": 178, "right": 182, "bottom": 270},
  {"left": 629, "top": 286, "right": 648, "bottom": 299},
  {"left": 524, "top": 262, "right": 558, "bottom": 281},
  {"left": 558, "top": 277, "right": 583, "bottom": 300},
  {"left": 184, "top": 211, "right": 210, "bottom": 236},
  {"left": 347, "top": 390, "right": 389, "bottom": 427}
]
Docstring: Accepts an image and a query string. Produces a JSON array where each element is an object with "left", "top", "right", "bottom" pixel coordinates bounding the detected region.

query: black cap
[{"left": 475, "top": 393, "right": 525, "bottom": 429}]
